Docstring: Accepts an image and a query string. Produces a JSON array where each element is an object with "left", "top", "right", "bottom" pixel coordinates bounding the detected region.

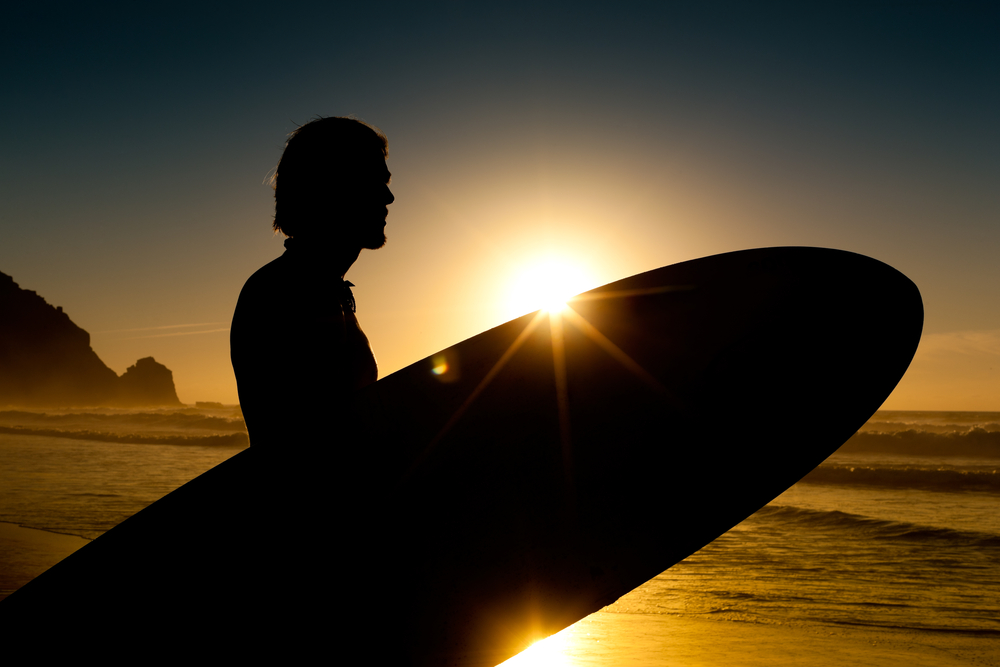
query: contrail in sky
[
  {"left": 94, "top": 323, "right": 225, "bottom": 334},
  {"left": 119, "top": 328, "right": 231, "bottom": 340}
]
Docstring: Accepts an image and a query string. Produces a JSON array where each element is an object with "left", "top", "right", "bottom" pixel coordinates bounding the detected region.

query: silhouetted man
[{"left": 231, "top": 117, "right": 394, "bottom": 449}]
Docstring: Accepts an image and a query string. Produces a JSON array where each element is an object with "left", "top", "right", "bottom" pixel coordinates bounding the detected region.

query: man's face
[{"left": 341, "top": 155, "right": 393, "bottom": 250}]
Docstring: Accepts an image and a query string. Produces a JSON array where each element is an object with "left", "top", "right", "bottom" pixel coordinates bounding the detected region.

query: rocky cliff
[{"left": 0, "top": 271, "right": 182, "bottom": 407}]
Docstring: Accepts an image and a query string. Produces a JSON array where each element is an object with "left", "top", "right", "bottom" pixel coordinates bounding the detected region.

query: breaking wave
[
  {"left": 756, "top": 505, "right": 1000, "bottom": 546},
  {"left": 0, "top": 409, "right": 246, "bottom": 432},
  {"left": 802, "top": 461, "right": 1000, "bottom": 494},
  {"left": 0, "top": 425, "right": 248, "bottom": 447},
  {"left": 840, "top": 428, "right": 1000, "bottom": 459},
  {"left": 0, "top": 410, "right": 248, "bottom": 447}
]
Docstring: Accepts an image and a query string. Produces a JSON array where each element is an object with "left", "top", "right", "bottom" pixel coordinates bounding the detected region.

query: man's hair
[{"left": 272, "top": 116, "right": 388, "bottom": 237}]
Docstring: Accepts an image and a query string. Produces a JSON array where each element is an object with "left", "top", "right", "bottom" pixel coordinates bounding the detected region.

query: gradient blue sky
[{"left": 3, "top": 2, "right": 998, "bottom": 407}]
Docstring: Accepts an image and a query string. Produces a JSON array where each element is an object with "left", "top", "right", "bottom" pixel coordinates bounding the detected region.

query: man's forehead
[
  {"left": 333, "top": 155, "right": 392, "bottom": 182},
  {"left": 349, "top": 153, "right": 390, "bottom": 180}
]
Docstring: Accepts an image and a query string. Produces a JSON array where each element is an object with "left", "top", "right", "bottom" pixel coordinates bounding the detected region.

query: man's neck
[{"left": 284, "top": 237, "right": 361, "bottom": 280}]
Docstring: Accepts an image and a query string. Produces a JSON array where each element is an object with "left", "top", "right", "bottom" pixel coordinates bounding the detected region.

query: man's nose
[{"left": 384, "top": 186, "right": 394, "bottom": 205}]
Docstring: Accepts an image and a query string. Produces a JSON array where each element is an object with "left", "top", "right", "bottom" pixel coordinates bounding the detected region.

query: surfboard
[{"left": 0, "top": 247, "right": 922, "bottom": 666}]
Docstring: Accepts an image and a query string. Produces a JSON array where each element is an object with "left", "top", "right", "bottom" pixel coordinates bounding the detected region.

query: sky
[{"left": 2, "top": 2, "right": 998, "bottom": 409}]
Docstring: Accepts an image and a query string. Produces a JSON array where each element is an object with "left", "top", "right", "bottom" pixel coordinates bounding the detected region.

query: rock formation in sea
[
  {"left": 0, "top": 271, "right": 182, "bottom": 407},
  {"left": 117, "top": 357, "right": 182, "bottom": 407}
]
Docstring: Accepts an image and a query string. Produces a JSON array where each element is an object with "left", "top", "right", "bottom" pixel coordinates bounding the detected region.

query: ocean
[{"left": 1, "top": 409, "right": 998, "bottom": 665}]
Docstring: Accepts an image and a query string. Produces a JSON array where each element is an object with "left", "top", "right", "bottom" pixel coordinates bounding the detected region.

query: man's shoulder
[
  {"left": 237, "top": 252, "right": 306, "bottom": 303},
  {"left": 233, "top": 251, "right": 334, "bottom": 325},
  {"left": 232, "top": 254, "right": 293, "bottom": 324},
  {"left": 241, "top": 253, "right": 290, "bottom": 289}
]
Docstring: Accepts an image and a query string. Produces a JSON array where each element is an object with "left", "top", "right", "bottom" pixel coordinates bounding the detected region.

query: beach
[
  {"left": 0, "top": 522, "right": 89, "bottom": 600},
  {"left": 4, "top": 518, "right": 994, "bottom": 667},
  {"left": 1, "top": 408, "right": 998, "bottom": 665},
  {"left": 4, "top": 521, "right": 993, "bottom": 667}
]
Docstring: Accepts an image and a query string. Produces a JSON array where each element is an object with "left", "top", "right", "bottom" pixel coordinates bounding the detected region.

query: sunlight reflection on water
[{"left": 498, "top": 626, "right": 574, "bottom": 667}]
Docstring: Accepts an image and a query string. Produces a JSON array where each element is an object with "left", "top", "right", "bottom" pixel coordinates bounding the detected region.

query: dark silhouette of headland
[{"left": 0, "top": 270, "right": 181, "bottom": 407}]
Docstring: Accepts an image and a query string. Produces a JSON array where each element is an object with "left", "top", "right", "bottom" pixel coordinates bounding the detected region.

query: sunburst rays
[
  {"left": 549, "top": 307, "right": 575, "bottom": 504},
  {"left": 404, "top": 311, "right": 547, "bottom": 478},
  {"left": 407, "top": 284, "right": 682, "bottom": 482},
  {"left": 399, "top": 283, "right": 682, "bottom": 662}
]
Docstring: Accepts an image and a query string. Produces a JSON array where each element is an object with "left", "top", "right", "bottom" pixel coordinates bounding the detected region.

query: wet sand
[{"left": 0, "top": 521, "right": 89, "bottom": 602}]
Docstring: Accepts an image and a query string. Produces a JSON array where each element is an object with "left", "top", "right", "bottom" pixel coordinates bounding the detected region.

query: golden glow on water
[{"left": 498, "top": 627, "right": 574, "bottom": 667}]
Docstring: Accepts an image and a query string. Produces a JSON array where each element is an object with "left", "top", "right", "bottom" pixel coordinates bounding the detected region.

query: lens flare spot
[{"left": 430, "top": 351, "right": 460, "bottom": 382}]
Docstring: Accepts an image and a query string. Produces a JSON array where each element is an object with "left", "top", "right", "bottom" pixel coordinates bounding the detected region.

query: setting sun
[{"left": 503, "top": 258, "right": 596, "bottom": 320}]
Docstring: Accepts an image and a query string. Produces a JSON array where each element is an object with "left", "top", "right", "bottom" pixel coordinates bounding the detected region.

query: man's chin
[{"left": 362, "top": 234, "right": 387, "bottom": 250}]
